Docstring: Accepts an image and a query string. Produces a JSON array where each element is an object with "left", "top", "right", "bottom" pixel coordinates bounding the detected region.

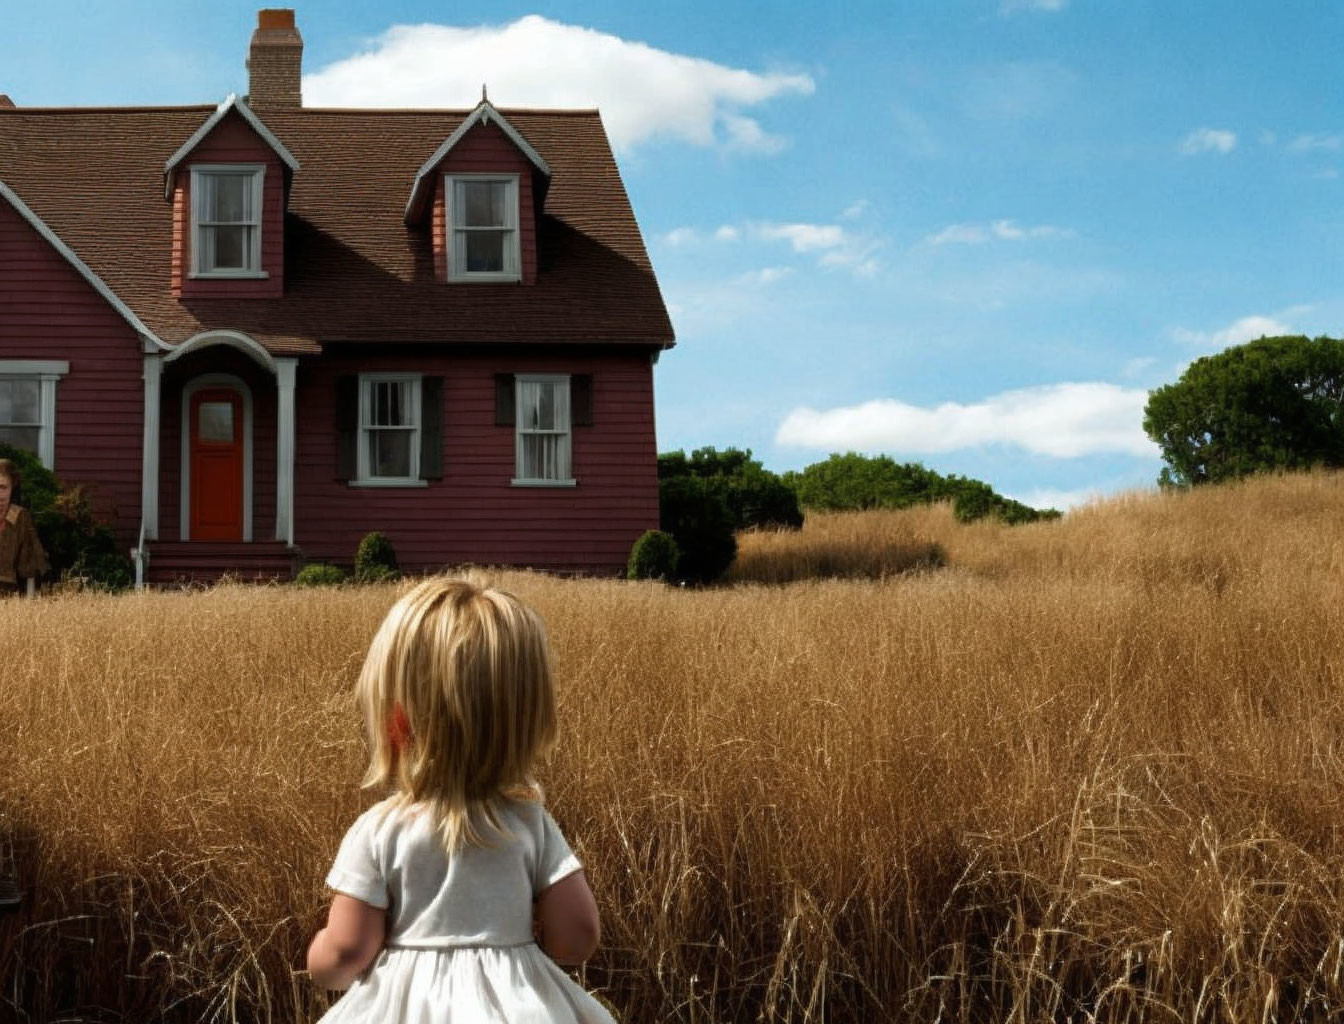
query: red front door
[{"left": 189, "top": 388, "right": 243, "bottom": 541}]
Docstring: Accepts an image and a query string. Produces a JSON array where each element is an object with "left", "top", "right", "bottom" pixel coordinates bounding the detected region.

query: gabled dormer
[
  {"left": 405, "top": 99, "right": 551, "bottom": 285},
  {"left": 163, "top": 94, "right": 299, "bottom": 299}
]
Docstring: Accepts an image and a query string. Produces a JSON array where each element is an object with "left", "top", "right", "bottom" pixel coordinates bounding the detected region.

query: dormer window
[
  {"left": 446, "top": 174, "right": 519, "bottom": 282},
  {"left": 190, "top": 165, "right": 265, "bottom": 277}
]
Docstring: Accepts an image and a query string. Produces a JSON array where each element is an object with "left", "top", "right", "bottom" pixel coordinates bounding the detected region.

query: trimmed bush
[
  {"left": 659, "top": 475, "right": 737, "bottom": 584},
  {"left": 294, "top": 563, "right": 347, "bottom": 587},
  {"left": 627, "top": 529, "right": 680, "bottom": 581},
  {"left": 354, "top": 532, "right": 400, "bottom": 582}
]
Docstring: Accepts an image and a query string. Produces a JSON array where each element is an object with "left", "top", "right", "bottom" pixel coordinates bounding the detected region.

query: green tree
[
  {"left": 657, "top": 474, "right": 737, "bottom": 583},
  {"left": 784, "top": 452, "right": 1059, "bottom": 523},
  {"left": 658, "top": 447, "right": 803, "bottom": 531},
  {"left": 1143, "top": 335, "right": 1344, "bottom": 486}
]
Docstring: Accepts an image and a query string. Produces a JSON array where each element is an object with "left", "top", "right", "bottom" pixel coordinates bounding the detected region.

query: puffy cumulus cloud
[
  {"left": 663, "top": 227, "right": 699, "bottom": 247},
  {"left": 775, "top": 383, "right": 1155, "bottom": 458},
  {"left": 1170, "top": 314, "right": 1294, "bottom": 351},
  {"left": 926, "top": 219, "right": 1072, "bottom": 245},
  {"left": 714, "top": 225, "right": 741, "bottom": 242},
  {"left": 1179, "top": 128, "right": 1237, "bottom": 155},
  {"left": 303, "top": 15, "right": 814, "bottom": 153}
]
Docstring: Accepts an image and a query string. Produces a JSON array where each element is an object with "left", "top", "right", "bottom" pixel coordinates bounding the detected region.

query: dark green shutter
[
  {"left": 420, "top": 376, "right": 443, "bottom": 480},
  {"left": 335, "top": 375, "right": 358, "bottom": 479},
  {"left": 495, "top": 373, "right": 515, "bottom": 426},
  {"left": 572, "top": 374, "right": 593, "bottom": 427}
]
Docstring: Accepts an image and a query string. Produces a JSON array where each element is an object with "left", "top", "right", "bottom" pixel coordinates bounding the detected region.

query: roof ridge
[
  {"left": 0, "top": 104, "right": 218, "bottom": 114},
  {"left": 290, "top": 106, "right": 601, "bottom": 116}
]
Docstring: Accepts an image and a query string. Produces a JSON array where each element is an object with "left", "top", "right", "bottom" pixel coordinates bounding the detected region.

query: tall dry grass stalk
[{"left": 4, "top": 470, "right": 1344, "bottom": 1021}]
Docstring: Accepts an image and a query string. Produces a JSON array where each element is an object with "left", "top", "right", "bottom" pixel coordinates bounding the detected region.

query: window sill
[
  {"left": 348, "top": 479, "right": 430, "bottom": 488},
  {"left": 511, "top": 478, "right": 577, "bottom": 488},
  {"left": 448, "top": 274, "right": 522, "bottom": 284},
  {"left": 189, "top": 270, "right": 270, "bottom": 280}
]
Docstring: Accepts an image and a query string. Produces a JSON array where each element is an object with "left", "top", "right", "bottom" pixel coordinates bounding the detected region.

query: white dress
[{"left": 317, "top": 797, "right": 616, "bottom": 1024}]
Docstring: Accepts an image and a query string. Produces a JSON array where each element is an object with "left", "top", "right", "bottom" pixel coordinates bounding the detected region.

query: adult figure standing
[{"left": 0, "top": 458, "right": 49, "bottom": 596}]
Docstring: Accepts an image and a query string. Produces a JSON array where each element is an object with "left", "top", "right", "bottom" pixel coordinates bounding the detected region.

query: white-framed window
[
  {"left": 357, "top": 374, "right": 422, "bottom": 485},
  {"left": 446, "top": 173, "right": 520, "bottom": 282},
  {"left": 513, "top": 374, "right": 573, "bottom": 486},
  {"left": 190, "top": 164, "right": 265, "bottom": 278},
  {"left": 0, "top": 361, "right": 68, "bottom": 469}
]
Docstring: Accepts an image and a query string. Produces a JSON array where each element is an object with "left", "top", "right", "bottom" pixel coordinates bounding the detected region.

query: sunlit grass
[{"left": 3, "top": 470, "right": 1344, "bottom": 1021}]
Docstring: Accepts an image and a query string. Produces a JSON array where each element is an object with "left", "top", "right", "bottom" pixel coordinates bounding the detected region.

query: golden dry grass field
[{"left": 4, "top": 470, "right": 1344, "bottom": 1022}]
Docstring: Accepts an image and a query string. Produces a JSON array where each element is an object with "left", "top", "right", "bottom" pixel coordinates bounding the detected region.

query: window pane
[
  {"left": 521, "top": 433, "right": 570, "bottom": 480},
  {"left": 464, "top": 231, "right": 505, "bottom": 273},
  {"left": 369, "top": 430, "right": 411, "bottom": 478},
  {"left": 209, "top": 174, "right": 252, "bottom": 222},
  {"left": 519, "top": 380, "right": 559, "bottom": 431},
  {"left": 211, "top": 226, "right": 249, "bottom": 269},
  {"left": 0, "top": 426, "right": 39, "bottom": 454},
  {"left": 198, "top": 401, "right": 233, "bottom": 442},
  {"left": 371, "top": 381, "right": 410, "bottom": 427},
  {"left": 9, "top": 380, "right": 37, "bottom": 423},
  {"left": 461, "top": 181, "right": 506, "bottom": 227}
]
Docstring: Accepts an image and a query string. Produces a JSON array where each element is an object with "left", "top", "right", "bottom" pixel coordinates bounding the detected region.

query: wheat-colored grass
[{"left": 4, "top": 471, "right": 1344, "bottom": 1021}]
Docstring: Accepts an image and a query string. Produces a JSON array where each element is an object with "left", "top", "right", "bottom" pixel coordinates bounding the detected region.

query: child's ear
[{"left": 389, "top": 703, "right": 412, "bottom": 751}]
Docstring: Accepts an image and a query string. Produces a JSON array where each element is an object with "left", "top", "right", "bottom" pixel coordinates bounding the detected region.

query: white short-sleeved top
[{"left": 325, "top": 797, "right": 582, "bottom": 949}]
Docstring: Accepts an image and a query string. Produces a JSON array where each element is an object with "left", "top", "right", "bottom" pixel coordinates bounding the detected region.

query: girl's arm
[
  {"left": 535, "top": 870, "right": 601, "bottom": 965},
  {"left": 307, "top": 894, "right": 387, "bottom": 990}
]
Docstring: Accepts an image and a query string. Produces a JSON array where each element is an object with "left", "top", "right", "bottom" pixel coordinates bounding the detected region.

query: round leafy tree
[{"left": 1143, "top": 335, "right": 1344, "bottom": 486}]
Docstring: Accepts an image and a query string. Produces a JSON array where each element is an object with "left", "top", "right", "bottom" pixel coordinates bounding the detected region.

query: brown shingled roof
[{"left": 0, "top": 104, "right": 674, "bottom": 352}]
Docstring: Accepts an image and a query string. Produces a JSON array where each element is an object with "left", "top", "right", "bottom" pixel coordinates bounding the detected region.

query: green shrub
[
  {"left": 627, "top": 529, "right": 680, "bottom": 581},
  {"left": 354, "top": 532, "right": 400, "bottom": 582},
  {"left": 658, "top": 475, "right": 737, "bottom": 584},
  {"left": 0, "top": 445, "right": 132, "bottom": 590},
  {"left": 294, "top": 563, "right": 347, "bottom": 587}
]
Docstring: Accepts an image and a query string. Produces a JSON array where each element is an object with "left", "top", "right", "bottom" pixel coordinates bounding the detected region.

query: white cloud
[
  {"left": 1001, "top": 0, "right": 1069, "bottom": 11},
  {"left": 736, "top": 266, "right": 792, "bottom": 286},
  {"left": 1170, "top": 314, "right": 1294, "bottom": 351},
  {"left": 775, "top": 383, "right": 1155, "bottom": 458},
  {"left": 748, "top": 221, "right": 881, "bottom": 274},
  {"left": 754, "top": 222, "right": 847, "bottom": 252},
  {"left": 303, "top": 15, "right": 815, "bottom": 153},
  {"left": 1179, "top": 128, "right": 1237, "bottom": 156},
  {"left": 841, "top": 200, "right": 872, "bottom": 221},
  {"left": 714, "top": 225, "right": 740, "bottom": 242},
  {"left": 927, "top": 223, "right": 989, "bottom": 245},
  {"left": 926, "top": 219, "right": 1072, "bottom": 245},
  {"left": 1288, "top": 133, "right": 1343, "bottom": 153},
  {"left": 1010, "top": 487, "right": 1104, "bottom": 512},
  {"left": 663, "top": 227, "right": 698, "bottom": 246}
]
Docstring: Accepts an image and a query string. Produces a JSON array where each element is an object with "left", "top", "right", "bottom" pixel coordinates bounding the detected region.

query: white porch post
[
  {"left": 140, "top": 350, "right": 161, "bottom": 540},
  {"left": 275, "top": 357, "right": 296, "bottom": 545}
]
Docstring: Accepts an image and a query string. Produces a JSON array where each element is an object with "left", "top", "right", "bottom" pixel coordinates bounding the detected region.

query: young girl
[{"left": 307, "top": 576, "right": 615, "bottom": 1023}]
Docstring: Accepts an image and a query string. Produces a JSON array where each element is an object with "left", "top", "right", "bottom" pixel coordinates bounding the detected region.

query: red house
[{"left": 0, "top": 9, "right": 674, "bottom": 583}]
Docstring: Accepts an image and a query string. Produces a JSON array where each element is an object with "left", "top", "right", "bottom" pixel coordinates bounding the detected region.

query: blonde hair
[{"left": 356, "top": 575, "right": 558, "bottom": 851}]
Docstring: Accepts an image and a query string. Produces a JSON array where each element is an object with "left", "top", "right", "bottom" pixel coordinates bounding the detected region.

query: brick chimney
[{"left": 247, "top": 9, "right": 303, "bottom": 111}]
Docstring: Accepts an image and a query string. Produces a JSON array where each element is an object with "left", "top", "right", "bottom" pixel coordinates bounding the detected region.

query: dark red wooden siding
[
  {"left": 158, "top": 347, "right": 278, "bottom": 542},
  {"left": 433, "top": 121, "right": 538, "bottom": 285},
  {"left": 294, "top": 351, "right": 658, "bottom": 573},
  {"left": 0, "top": 197, "right": 142, "bottom": 541},
  {"left": 172, "top": 112, "right": 285, "bottom": 298}
]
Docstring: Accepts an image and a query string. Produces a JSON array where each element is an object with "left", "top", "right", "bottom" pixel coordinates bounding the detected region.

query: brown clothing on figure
[{"left": 0, "top": 505, "right": 49, "bottom": 589}]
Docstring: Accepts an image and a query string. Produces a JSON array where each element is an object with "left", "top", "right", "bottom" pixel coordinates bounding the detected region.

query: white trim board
[
  {"left": 164, "top": 94, "right": 300, "bottom": 199},
  {"left": 404, "top": 99, "right": 550, "bottom": 223}
]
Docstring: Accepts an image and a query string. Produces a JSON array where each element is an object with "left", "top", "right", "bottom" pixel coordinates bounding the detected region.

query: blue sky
[{"left": 6, "top": 1, "right": 1344, "bottom": 508}]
